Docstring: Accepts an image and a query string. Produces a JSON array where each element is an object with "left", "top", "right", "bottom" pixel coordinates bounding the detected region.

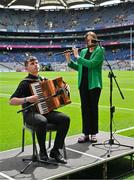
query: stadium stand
[{"left": 0, "top": 1, "right": 133, "bottom": 71}]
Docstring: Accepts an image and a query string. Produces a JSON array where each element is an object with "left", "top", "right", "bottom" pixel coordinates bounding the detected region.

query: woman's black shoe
[
  {"left": 78, "top": 135, "right": 90, "bottom": 143},
  {"left": 50, "top": 149, "right": 67, "bottom": 164},
  {"left": 90, "top": 135, "right": 97, "bottom": 143}
]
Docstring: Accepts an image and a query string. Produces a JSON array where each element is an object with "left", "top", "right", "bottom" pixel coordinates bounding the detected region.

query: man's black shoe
[
  {"left": 39, "top": 151, "right": 49, "bottom": 161},
  {"left": 50, "top": 149, "right": 67, "bottom": 164}
]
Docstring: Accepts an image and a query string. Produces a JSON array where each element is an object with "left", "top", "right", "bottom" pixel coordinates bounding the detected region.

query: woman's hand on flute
[{"left": 72, "top": 48, "right": 79, "bottom": 59}]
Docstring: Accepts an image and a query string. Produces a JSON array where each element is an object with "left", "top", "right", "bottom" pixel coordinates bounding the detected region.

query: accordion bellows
[{"left": 30, "top": 77, "right": 71, "bottom": 114}]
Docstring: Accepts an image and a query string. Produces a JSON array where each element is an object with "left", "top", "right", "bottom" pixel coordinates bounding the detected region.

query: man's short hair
[{"left": 24, "top": 56, "right": 38, "bottom": 67}]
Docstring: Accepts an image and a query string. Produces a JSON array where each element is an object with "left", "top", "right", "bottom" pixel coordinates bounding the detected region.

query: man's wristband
[{"left": 24, "top": 97, "right": 27, "bottom": 104}]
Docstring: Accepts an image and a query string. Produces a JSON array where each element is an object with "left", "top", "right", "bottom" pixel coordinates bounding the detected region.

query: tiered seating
[
  {"left": 0, "top": 2, "right": 133, "bottom": 32},
  {"left": 0, "top": 1, "right": 133, "bottom": 71}
]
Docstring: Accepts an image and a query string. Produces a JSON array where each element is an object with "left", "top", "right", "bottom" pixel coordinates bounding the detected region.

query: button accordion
[{"left": 30, "top": 77, "right": 71, "bottom": 114}]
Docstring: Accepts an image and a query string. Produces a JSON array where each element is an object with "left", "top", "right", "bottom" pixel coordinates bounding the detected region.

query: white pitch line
[
  {"left": 122, "top": 88, "right": 134, "bottom": 91},
  {"left": 116, "top": 126, "right": 134, "bottom": 133},
  {"left": 0, "top": 172, "right": 15, "bottom": 180},
  {"left": 66, "top": 147, "right": 104, "bottom": 160},
  {"left": 0, "top": 93, "right": 11, "bottom": 97},
  {"left": 99, "top": 105, "right": 134, "bottom": 112},
  {"left": 72, "top": 102, "right": 134, "bottom": 111},
  {"left": 104, "top": 87, "right": 134, "bottom": 91},
  {"left": 0, "top": 94, "right": 134, "bottom": 112}
]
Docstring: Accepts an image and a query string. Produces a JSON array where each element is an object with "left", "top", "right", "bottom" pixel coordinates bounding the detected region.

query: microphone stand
[
  {"left": 92, "top": 45, "right": 133, "bottom": 157},
  {"left": 17, "top": 95, "right": 58, "bottom": 173}
]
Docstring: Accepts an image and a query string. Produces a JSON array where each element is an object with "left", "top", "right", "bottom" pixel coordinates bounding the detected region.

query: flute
[{"left": 54, "top": 47, "right": 83, "bottom": 56}]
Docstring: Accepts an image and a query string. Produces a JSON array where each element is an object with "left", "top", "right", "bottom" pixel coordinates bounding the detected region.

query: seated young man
[{"left": 9, "top": 56, "right": 70, "bottom": 164}]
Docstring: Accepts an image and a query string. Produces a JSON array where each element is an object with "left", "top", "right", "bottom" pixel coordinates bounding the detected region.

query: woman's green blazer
[{"left": 68, "top": 45, "right": 105, "bottom": 89}]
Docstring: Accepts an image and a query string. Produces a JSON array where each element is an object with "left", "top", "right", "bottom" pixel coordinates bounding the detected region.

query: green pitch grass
[{"left": 0, "top": 70, "right": 134, "bottom": 152}]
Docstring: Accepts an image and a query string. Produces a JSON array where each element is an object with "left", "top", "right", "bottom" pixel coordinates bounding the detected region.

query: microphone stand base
[{"left": 92, "top": 139, "right": 133, "bottom": 157}]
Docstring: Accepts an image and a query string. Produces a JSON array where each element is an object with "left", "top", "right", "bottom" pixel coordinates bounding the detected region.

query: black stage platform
[{"left": 0, "top": 132, "right": 134, "bottom": 180}]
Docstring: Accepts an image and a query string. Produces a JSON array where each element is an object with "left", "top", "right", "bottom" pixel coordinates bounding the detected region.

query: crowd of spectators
[
  {"left": 0, "top": 2, "right": 133, "bottom": 32},
  {"left": 0, "top": 1, "right": 133, "bottom": 71}
]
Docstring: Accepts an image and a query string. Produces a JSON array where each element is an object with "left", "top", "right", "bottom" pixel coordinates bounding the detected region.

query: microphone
[{"left": 91, "top": 39, "right": 104, "bottom": 43}]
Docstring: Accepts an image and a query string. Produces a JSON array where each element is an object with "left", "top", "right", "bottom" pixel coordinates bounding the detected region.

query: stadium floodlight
[
  {"left": 0, "top": 0, "right": 131, "bottom": 9},
  {"left": 58, "top": 0, "right": 68, "bottom": 7},
  {"left": 8, "top": 5, "right": 35, "bottom": 10},
  {"left": 100, "top": 0, "right": 120, "bottom": 6},
  {"left": 7, "top": 0, "right": 17, "bottom": 7},
  {"left": 35, "top": 0, "right": 40, "bottom": 9}
]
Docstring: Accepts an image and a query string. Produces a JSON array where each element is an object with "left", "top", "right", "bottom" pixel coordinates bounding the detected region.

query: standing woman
[{"left": 64, "top": 31, "right": 105, "bottom": 143}]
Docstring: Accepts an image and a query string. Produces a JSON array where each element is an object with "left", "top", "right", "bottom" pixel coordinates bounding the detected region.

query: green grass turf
[{"left": 0, "top": 70, "right": 134, "bottom": 151}]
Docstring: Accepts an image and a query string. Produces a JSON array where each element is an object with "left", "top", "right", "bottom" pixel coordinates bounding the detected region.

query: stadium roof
[{"left": 0, "top": 0, "right": 132, "bottom": 10}]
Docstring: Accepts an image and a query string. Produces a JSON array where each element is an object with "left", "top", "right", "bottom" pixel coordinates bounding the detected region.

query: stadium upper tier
[
  {"left": 0, "top": 2, "right": 133, "bottom": 32},
  {"left": 0, "top": 0, "right": 110, "bottom": 9},
  {"left": 0, "top": 1, "right": 133, "bottom": 71}
]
